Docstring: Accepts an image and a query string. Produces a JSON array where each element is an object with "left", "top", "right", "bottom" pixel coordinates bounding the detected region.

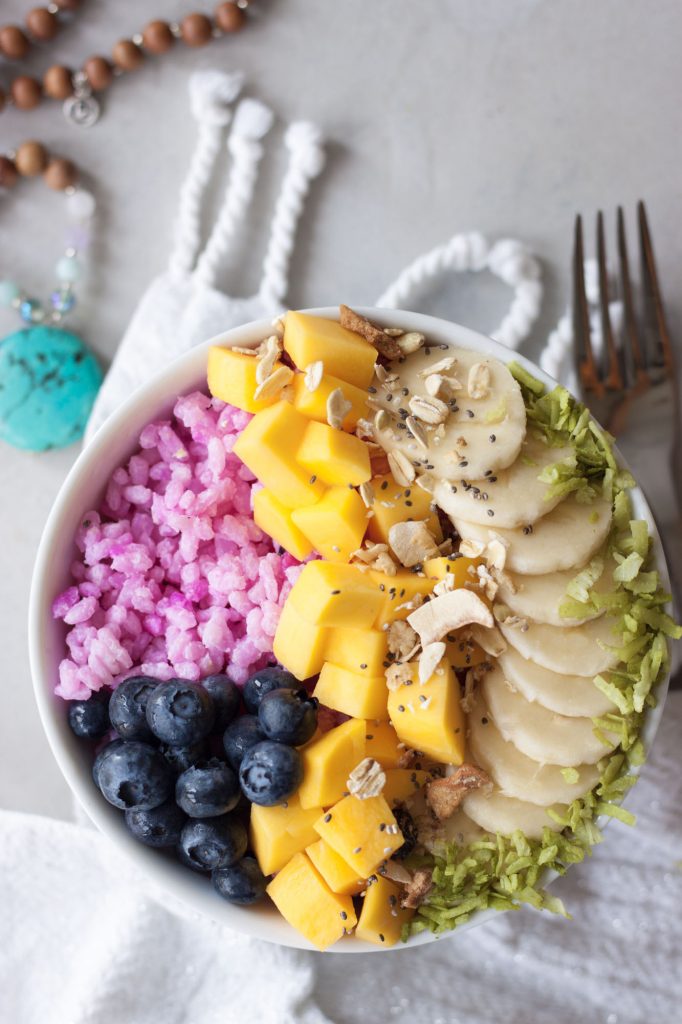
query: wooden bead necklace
[{"left": 0, "top": 1, "right": 250, "bottom": 126}]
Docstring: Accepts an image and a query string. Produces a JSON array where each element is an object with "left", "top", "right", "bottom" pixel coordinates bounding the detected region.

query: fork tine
[
  {"left": 572, "top": 214, "right": 603, "bottom": 396},
  {"left": 617, "top": 206, "right": 649, "bottom": 386},
  {"left": 596, "top": 211, "right": 624, "bottom": 390},
  {"left": 638, "top": 200, "right": 675, "bottom": 376}
]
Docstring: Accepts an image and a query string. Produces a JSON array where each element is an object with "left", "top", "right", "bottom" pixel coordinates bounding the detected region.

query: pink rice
[{"left": 53, "top": 391, "right": 304, "bottom": 700}]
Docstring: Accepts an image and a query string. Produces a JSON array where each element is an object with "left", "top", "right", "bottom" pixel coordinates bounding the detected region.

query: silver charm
[{"left": 63, "top": 71, "right": 101, "bottom": 128}]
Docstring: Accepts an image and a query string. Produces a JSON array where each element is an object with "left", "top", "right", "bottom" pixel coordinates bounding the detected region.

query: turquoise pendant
[{"left": 0, "top": 325, "right": 102, "bottom": 451}]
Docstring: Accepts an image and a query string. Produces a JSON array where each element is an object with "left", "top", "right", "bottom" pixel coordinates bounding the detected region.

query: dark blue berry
[
  {"left": 145, "top": 680, "right": 215, "bottom": 746},
  {"left": 94, "top": 740, "right": 174, "bottom": 810},
  {"left": 109, "top": 677, "right": 157, "bottom": 741},
  {"left": 202, "top": 674, "right": 241, "bottom": 732},
  {"left": 176, "top": 758, "right": 241, "bottom": 818},
  {"left": 222, "top": 714, "right": 264, "bottom": 770},
  {"left": 258, "top": 688, "right": 317, "bottom": 746},
  {"left": 242, "top": 666, "right": 297, "bottom": 715},
  {"left": 212, "top": 857, "right": 267, "bottom": 905},
  {"left": 239, "top": 740, "right": 303, "bottom": 806},
  {"left": 68, "top": 690, "right": 111, "bottom": 739},
  {"left": 125, "top": 800, "right": 187, "bottom": 848},
  {"left": 92, "top": 738, "right": 125, "bottom": 788},
  {"left": 160, "top": 740, "right": 208, "bottom": 775},
  {"left": 178, "top": 815, "right": 247, "bottom": 873}
]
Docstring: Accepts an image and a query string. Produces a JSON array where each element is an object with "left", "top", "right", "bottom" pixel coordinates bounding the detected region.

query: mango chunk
[
  {"left": 292, "top": 372, "right": 368, "bottom": 430},
  {"left": 207, "top": 346, "right": 282, "bottom": 414},
  {"left": 306, "top": 839, "right": 365, "bottom": 896},
  {"left": 284, "top": 311, "right": 376, "bottom": 389},
  {"left": 446, "top": 635, "right": 488, "bottom": 669},
  {"left": 253, "top": 488, "right": 313, "bottom": 561},
  {"left": 273, "top": 599, "right": 329, "bottom": 681},
  {"left": 250, "top": 795, "right": 323, "bottom": 875},
  {"left": 288, "top": 561, "right": 384, "bottom": 629},
  {"left": 355, "top": 876, "right": 414, "bottom": 947},
  {"left": 387, "top": 661, "right": 465, "bottom": 766},
  {"left": 296, "top": 421, "right": 371, "bottom": 487},
  {"left": 382, "top": 768, "right": 431, "bottom": 806},
  {"left": 297, "top": 718, "right": 366, "bottom": 810},
  {"left": 424, "top": 554, "right": 481, "bottom": 585},
  {"left": 326, "top": 626, "right": 388, "bottom": 677},
  {"left": 291, "top": 486, "right": 368, "bottom": 563},
  {"left": 369, "top": 569, "right": 435, "bottom": 628},
  {"left": 314, "top": 663, "right": 388, "bottom": 721},
  {"left": 233, "top": 401, "right": 325, "bottom": 509},
  {"left": 367, "top": 473, "right": 442, "bottom": 545},
  {"left": 314, "top": 794, "right": 404, "bottom": 877},
  {"left": 267, "top": 852, "right": 357, "bottom": 951},
  {"left": 364, "top": 721, "right": 404, "bottom": 768}
]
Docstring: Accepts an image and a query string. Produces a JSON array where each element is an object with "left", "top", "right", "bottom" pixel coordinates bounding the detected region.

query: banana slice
[
  {"left": 433, "top": 434, "right": 574, "bottom": 528},
  {"left": 462, "top": 788, "right": 565, "bottom": 839},
  {"left": 451, "top": 493, "right": 613, "bottom": 574},
  {"left": 497, "top": 551, "right": 617, "bottom": 626},
  {"left": 497, "top": 647, "right": 617, "bottom": 718},
  {"left": 372, "top": 348, "right": 526, "bottom": 481},
  {"left": 483, "top": 665, "right": 617, "bottom": 765},
  {"left": 495, "top": 605, "right": 621, "bottom": 677},
  {"left": 469, "top": 693, "right": 599, "bottom": 805}
]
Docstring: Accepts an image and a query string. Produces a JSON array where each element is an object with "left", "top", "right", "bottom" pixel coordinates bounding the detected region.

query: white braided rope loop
[{"left": 258, "top": 121, "right": 326, "bottom": 307}]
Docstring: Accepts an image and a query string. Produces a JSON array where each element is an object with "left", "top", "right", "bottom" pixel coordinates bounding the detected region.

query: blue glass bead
[
  {"left": 56, "top": 256, "right": 82, "bottom": 284},
  {"left": 50, "top": 289, "right": 76, "bottom": 314},
  {"left": 19, "top": 298, "right": 45, "bottom": 324},
  {"left": 0, "top": 280, "right": 19, "bottom": 307},
  {"left": 0, "top": 325, "right": 102, "bottom": 451}
]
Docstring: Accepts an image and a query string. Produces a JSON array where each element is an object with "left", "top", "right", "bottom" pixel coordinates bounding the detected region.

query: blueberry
[
  {"left": 202, "top": 674, "right": 241, "bottom": 732},
  {"left": 125, "top": 800, "right": 187, "bottom": 848},
  {"left": 213, "top": 857, "right": 267, "bottom": 905},
  {"left": 243, "top": 666, "right": 297, "bottom": 715},
  {"left": 68, "top": 690, "right": 111, "bottom": 739},
  {"left": 222, "top": 714, "right": 264, "bottom": 770},
  {"left": 145, "top": 680, "right": 215, "bottom": 746},
  {"left": 94, "top": 740, "right": 174, "bottom": 810},
  {"left": 109, "top": 677, "right": 157, "bottom": 741},
  {"left": 178, "top": 815, "right": 248, "bottom": 873},
  {"left": 92, "top": 738, "right": 125, "bottom": 788},
  {"left": 160, "top": 740, "right": 208, "bottom": 775},
  {"left": 176, "top": 758, "right": 240, "bottom": 818},
  {"left": 239, "top": 740, "right": 303, "bottom": 806},
  {"left": 258, "top": 688, "right": 317, "bottom": 746}
]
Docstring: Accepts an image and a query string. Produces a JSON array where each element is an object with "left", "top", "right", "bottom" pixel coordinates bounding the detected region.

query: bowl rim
[{"left": 28, "top": 307, "right": 672, "bottom": 953}]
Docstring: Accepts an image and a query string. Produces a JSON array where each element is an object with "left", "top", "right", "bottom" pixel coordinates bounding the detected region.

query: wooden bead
[
  {"left": 0, "top": 25, "right": 30, "bottom": 59},
  {"left": 180, "top": 13, "right": 214, "bottom": 47},
  {"left": 112, "top": 38, "right": 144, "bottom": 70},
  {"left": 11, "top": 75, "right": 42, "bottom": 110},
  {"left": 214, "top": 3, "right": 245, "bottom": 33},
  {"left": 142, "top": 19, "right": 174, "bottom": 53},
  {"left": 43, "top": 64, "right": 73, "bottom": 99},
  {"left": 26, "top": 7, "right": 59, "bottom": 41},
  {"left": 15, "top": 140, "right": 48, "bottom": 177},
  {"left": 83, "top": 56, "right": 113, "bottom": 91},
  {"left": 0, "top": 156, "right": 18, "bottom": 189},
  {"left": 44, "top": 157, "right": 78, "bottom": 191}
]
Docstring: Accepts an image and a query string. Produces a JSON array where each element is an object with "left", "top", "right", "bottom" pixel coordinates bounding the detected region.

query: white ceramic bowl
[{"left": 29, "top": 308, "right": 672, "bottom": 952}]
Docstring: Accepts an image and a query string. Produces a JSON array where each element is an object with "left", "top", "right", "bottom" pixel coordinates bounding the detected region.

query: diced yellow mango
[
  {"left": 207, "top": 347, "right": 283, "bottom": 414},
  {"left": 288, "top": 561, "right": 384, "bottom": 629},
  {"left": 387, "top": 661, "right": 465, "bottom": 766},
  {"left": 284, "top": 311, "right": 376, "bottom": 389},
  {"left": 233, "top": 401, "right": 325, "bottom": 509},
  {"left": 364, "top": 721, "right": 403, "bottom": 768},
  {"left": 297, "top": 718, "right": 366, "bottom": 810},
  {"left": 423, "top": 554, "right": 481, "bottom": 585},
  {"left": 355, "top": 876, "right": 414, "bottom": 947},
  {"left": 314, "top": 663, "right": 388, "bottom": 720},
  {"left": 267, "top": 852, "right": 357, "bottom": 951},
  {"left": 326, "top": 627, "right": 388, "bottom": 677},
  {"left": 367, "top": 473, "right": 442, "bottom": 545},
  {"left": 296, "top": 421, "right": 371, "bottom": 487},
  {"left": 273, "top": 599, "right": 329, "bottom": 681},
  {"left": 306, "top": 839, "right": 365, "bottom": 896},
  {"left": 292, "top": 373, "right": 368, "bottom": 430},
  {"left": 382, "top": 768, "right": 431, "bottom": 806},
  {"left": 369, "top": 569, "right": 435, "bottom": 628},
  {"left": 253, "top": 488, "right": 314, "bottom": 561},
  {"left": 291, "top": 486, "right": 368, "bottom": 563},
  {"left": 250, "top": 795, "right": 323, "bottom": 875},
  {"left": 314, "top": 794, "right": 404, "bottom": 877},
  {"left": 446, "top": 635, "right": 488, "bottom": 669}
]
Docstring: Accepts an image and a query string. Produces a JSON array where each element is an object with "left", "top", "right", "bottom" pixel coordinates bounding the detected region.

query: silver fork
[{"left": 572, "top": 202, "right": 682, "bottom": 685}]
